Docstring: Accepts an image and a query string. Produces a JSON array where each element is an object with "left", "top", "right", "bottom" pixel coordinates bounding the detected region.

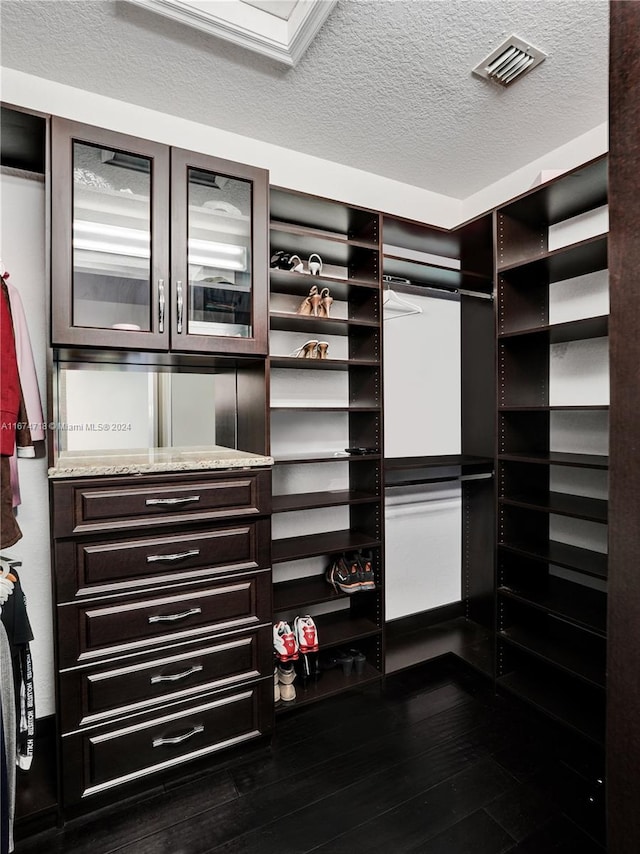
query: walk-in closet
[{"left": 1, "top": 2, "right": 638, "bottom": 852}]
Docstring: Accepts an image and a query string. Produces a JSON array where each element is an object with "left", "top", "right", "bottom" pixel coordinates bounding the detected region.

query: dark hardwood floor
[{"left": 14, "top": 659, "right": 605, "bottom": 853}]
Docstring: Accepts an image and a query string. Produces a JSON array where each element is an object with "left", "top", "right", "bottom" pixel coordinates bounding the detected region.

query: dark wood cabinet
[
  {"left": 50, "top": 467, "right": 273, "bottom": 811},
  {"left": 51, "top": 118, "right": 268, "bottom": 355}
]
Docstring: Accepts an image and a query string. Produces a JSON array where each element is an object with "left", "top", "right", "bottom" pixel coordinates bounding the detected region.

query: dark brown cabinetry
[
  {"left": 495, "top": 157, "right": 609, "bottom": 746},
  {"left": 268, "top": 189, "right": 384, "bottom": 707},
  {"left": 50, "top": 467, "right": 273, "bottom": 810},
  {"left": 51, "top": 119, "right": 268, "bottom": 355}
]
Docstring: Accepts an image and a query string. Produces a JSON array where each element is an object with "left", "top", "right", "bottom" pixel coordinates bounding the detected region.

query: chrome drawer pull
[
  {"left": 152, "top": 724, "right": 204, "bottom": 748},
  {"left": 151, "top": 664, "right": 203, "bottom": 684},
  {"left": 145, "top": 496, "right": 201, "bottom": 506},
  {"left": 148, "top": 607, "right": 202, "bottom": 624},
  {"left": 146, "top": 549, "right": 200, "bottom": 563}
]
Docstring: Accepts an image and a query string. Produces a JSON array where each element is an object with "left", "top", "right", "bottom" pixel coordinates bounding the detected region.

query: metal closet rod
[{"left": 382, "top": 280, "right": 493, "bottom": 302}]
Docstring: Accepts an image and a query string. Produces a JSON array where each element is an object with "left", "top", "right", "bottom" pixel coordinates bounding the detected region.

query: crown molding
[{"left": 127, "top": 0, "right": 337, "bottom": 66}]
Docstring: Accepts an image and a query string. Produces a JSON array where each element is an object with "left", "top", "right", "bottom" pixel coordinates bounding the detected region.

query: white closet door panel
[{"left": 385, "top": 483, "right": 461, "bottom": 620}]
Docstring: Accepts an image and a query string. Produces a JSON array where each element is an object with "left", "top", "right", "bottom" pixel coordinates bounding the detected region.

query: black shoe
[
  {"left": 348, "top": 649, "right": 367, "bottom": 676},
  {"left": 295, "top": 652, "right": 321, "bottom": 684},
  {"left": 326, "top": 554, "right": 362, "bottom": 594},
  {"left": 356, "top": 551, "right": 376, "bottom": 590}
]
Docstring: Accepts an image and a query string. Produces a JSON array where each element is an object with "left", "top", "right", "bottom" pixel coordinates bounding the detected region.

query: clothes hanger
[{"left": 382, "top": 286, "right": 423, "bottom": 320}]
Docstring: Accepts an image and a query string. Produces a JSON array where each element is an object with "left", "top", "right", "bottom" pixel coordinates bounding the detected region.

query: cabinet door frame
[
  {"left": 51, "top": 118, "right": 171, "bottom": 351},
  {"left": 170, "top": 148, "right": 268, "bottom": 356}
]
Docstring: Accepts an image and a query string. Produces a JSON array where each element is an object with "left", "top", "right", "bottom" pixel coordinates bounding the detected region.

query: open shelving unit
[
  {"left": 381, "top": 212, "right": 496, "bottom": 677},
  {"left": 495, "top": 156, "right": 609, "bottom": 752},
  {"left": 269, "top": 187, "right": 384, "bottom": 709}
]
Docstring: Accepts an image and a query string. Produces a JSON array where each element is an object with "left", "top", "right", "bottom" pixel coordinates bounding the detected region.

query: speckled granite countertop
[{"left": 48, "top": 445, "right": 274, "bottom": 478}]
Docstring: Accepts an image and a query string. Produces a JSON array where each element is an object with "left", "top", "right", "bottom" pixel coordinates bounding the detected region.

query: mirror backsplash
[{"left": 55, "top": 361, "right": 237, "bottom": 454}]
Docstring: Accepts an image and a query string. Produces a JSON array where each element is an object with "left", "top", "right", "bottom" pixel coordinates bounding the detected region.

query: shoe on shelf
[
  {"left": 289, "top": 340, "right": 318, "bottom": 358},
  {"left": 277, "top": 661, "right": 296, "bottom": 685},
  {"left": 348, "top": 648, "right": 367, "bottom": 676},
  {"left": 288, "top": 254, "right": 304, "bottom": 273},
  {"left": 316, "top": 341, "right": 329, "bottom": 359},
  {"left": 297, "top": 285, "right": 319, "bottom": 316},
  {"left": 318, "top": 287, "right": 333, "bottom": 317},
  {"left": 295, "top": 651, "right": 321, "bottom": 684},
  {"left": 294, "top": 615, "right": 319, "bottom": 653},
  {"left": 273, "top": 621, "right": 299, "bottom": 661},
  {"left": 308, "top": 253, "right": 323, "bottom": 276},
  {"left": 326, "top": 554, "right": 362, "bottom": 595},
  {"left": 335, "top": 649, "right": 354, "bottom": 676},
  {"left": 270, "top": 251, "right": 304, "bottom": 272},
  {"left": 356, "top": 551, "right": 376, "bottom": 590}
]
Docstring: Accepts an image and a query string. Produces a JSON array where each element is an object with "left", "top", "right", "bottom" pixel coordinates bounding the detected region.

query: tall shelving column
[
  {"left": 495, "top": 158, "right": 608, "bottom": 821},
  {"left": 381, "top": 213, "right": 496, "bottom": 676},
  {"left": 268, "top": 189, "right": 383, "bottom": 709}
]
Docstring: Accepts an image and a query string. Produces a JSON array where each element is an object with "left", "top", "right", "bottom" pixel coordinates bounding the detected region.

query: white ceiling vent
[{"left": 472, "top": 35, "right": 547, "bottom": 87}]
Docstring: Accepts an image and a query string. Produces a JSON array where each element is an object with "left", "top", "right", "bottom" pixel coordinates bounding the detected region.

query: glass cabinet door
[
  {"left": 52, "top": 119, "right": 170, "bottom": 349},
  {"left": 171, "top": 149, "right": 268, "bottom": 355}
]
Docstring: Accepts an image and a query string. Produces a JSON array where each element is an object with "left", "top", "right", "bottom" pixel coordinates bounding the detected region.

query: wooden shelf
[
  {"left": 271, "top": 405, "right": 380, "bottom": 413},
  {"left": 276, "top": 661, "right": 382, "bottom": 713},
  {"left": 272, "top": 529, "right": 380, "bottom": 564},
  {"left": 499, "top": 404, "right": 609, "bottom": 412},
  {"left": 274, "top": 452, "right": 381, "bottom": 465},
  {"left": 499, "top": 315, "right": 609, "bottom": 343},
  {"left": 498, "top": 669, "right": 604, "bottom": 745},
  {"left": 271, "top": 221, "right": 377, "bottom": 249},
  {"left": 499, "top": 492, "right": 607, "bottom": 522},
  {"left": 499, "top": 625, "right": 605, "bottom": 689},
  {"left": 274, "top": 573, "right": 378, "bottom": 612},
  {"left": 270, "top": 356, "right": 379, "bottom": 371},
  {"left": 499, "top": 540, "right": 608, "bottom": 580},
  {"left": 383, "top": 255, "right": 492, "bottom": 294},
  {"left": 385, "top": 616, "right": 493, "bottom": 677},
  {"left": 498, "top": 452, "right": 609, "bottom": 469},
  {"left": 272, "top": 490, "right": 379, "bottom": 513},
  {"left": 498, "top": 157, "right": 608, "bottom": 228},
  {"left": 270, "top": 188, "right": 379, "bottom": 242},
  {"left": 270, "top": 228, "right": 378, "bottom": 269},
  {"left": 270, "top": 311, "right": 378, "bottom": 336},
  {"left": 312, "top": 612, "right": 381, "bottom": 648},
  {"left": 498, "top": 234, "right": 607, "bottom": 279},
  {"left": 269, "top": 268, "right": 378, "bottom": 298},
  {"left": 498, "top": 578, "right": 607, "bottom": 637}
]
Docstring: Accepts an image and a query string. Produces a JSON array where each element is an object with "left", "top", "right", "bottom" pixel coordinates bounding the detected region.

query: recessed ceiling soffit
[{"left": 126, "top": 0, "right": 337, "bottom": 66}]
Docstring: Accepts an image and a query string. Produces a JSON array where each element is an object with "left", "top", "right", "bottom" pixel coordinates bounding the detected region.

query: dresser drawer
[
  {"left": 61, "top": 677, "right": 272, "bottom": 807},
  {"left": 52, "top": 468, "right": 271, "bottom": 536},
  {"left": 54, "top": 518, "right": 270, "bottom": 601},
  {"left": 57, "top": 570, "right": 272, "bottom": 668},
  {"left": 58, "top": 626, "right": 273, "bottom": 732}
]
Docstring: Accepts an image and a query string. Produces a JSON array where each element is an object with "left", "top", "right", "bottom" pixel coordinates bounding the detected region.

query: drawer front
[
  {"left": 59, "top": 626, "right": 273, "bottom": 732},
  {"left": 55, "top": 518, "right": 270, "bottom": 601},
  {"left": 52, "top": 469, "right": 271, "bottom": 536},
  {"left": 61, "top": 678, "right": 272, "bottom": 807},
  {"left": 57, "top": 570, "right": 272, "bottom": 668}
]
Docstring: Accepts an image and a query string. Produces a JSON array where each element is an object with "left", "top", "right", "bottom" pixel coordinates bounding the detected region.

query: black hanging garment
[{"left": 0, "top": 567, "right": 35, "bottom": 771}]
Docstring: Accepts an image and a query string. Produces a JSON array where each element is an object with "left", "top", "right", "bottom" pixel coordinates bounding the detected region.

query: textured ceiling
[{"left": 0, "top": 0, "right": 609, "bottom": 199}]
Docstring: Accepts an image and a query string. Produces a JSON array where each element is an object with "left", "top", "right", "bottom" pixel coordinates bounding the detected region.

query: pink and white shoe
[
  {"left": 294, "top": 615, "right": 319, "bottom": 654},
  {"left": 273, "top": 621, "right": 299, "bottom": 661}
]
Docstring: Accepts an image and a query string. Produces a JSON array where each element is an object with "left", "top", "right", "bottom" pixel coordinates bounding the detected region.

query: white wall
[
  {"left": 2, "top": 68, "right": 609, "bottom": 230},
  {"left": 0, "top": 170, "right": 55, "bottom": 716}
]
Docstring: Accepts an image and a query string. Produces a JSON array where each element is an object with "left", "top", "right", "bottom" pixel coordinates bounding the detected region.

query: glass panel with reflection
[
  {"left": 187, "top": 169, "right": 252, "bottom": 338},
  {"left": 72, "top": 142, "right": 152, "bottom": 331}
]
